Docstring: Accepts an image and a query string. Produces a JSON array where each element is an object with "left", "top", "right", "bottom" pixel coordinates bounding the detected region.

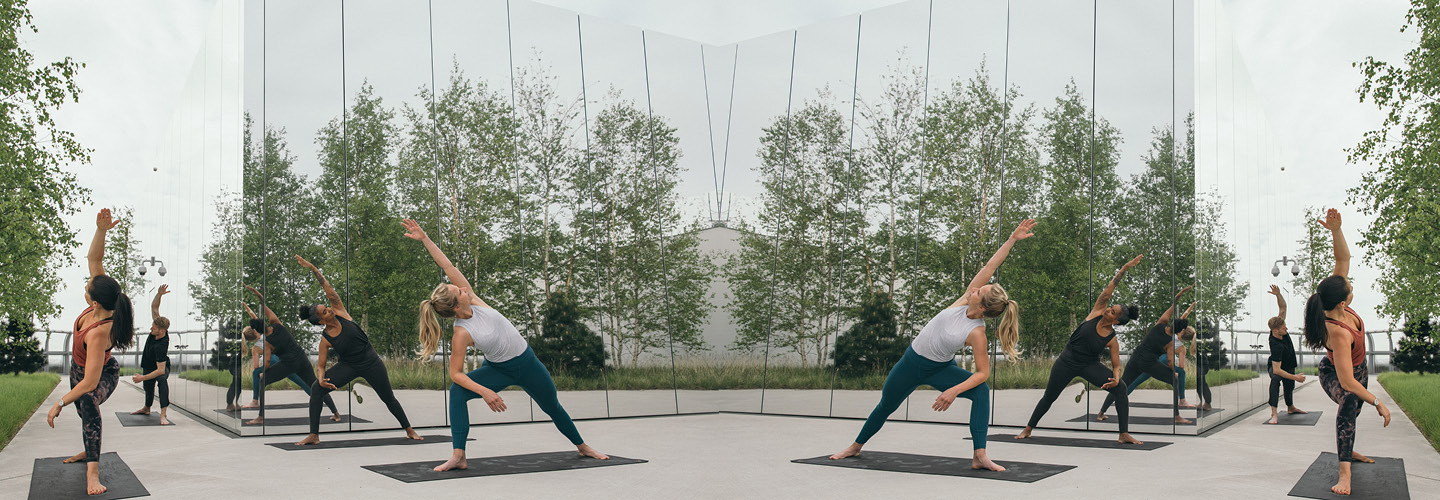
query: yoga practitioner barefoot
[
  {"left": 1097, "top": 286, "right": 1197, "bottom": 425},
  {"left": 1265, "top": 285, "right": 1307, "bottom": 424},
  {"left": 405, "top": 219, "right": 608, "bottom": 472},
  {"left": 1017, "top": 254, "right": 1145, "bottom": 445},
  {"left": 830, "top": 219, "right": 1035, "bottom": 472},
  {"left": 46, "top": 208, "right": 136, "bottom": 496},
  {"left": 1302, "top": 209, "right": 1390, "bottom": 496},
  {"left": 292, "top": 255, "right": 421, "bottom": 446},
  {"left": 130, "top": 285, "right": 172, "bottom": 425},
  {"left": 239, "top": 286, "right": 341, "bottom": 425}
]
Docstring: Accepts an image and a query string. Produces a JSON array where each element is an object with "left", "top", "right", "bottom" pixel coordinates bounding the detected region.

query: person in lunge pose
[
  {"left": 1303, "top": 209, "right": 1390, "bottom": 496},
  {"left": 405, "top": 219, "right": 609, "bottom": 472},
  {"left": 130, "top": 285, "right": 172, "bottom": 425},
  {"left": 1096, "top": 285, "right": 1196, "bottom": 425},
  {"left": 46, "top": 208, "right": 136, "bottom": 496},
  {"left": 292, "top": 255, "right": 421, "bottom": 446},
  {"left": 828, "top": 220, "right": 1036, "bottom": 472},
  {"left": 1265, "top": 284, "right": 1307, "bottom": 424},
  {"left": 1016, "top": 254, "right": 1145, "bottom": 445},
  {"left": 239, "top": 285, "right": 341, "bottom": 425}
]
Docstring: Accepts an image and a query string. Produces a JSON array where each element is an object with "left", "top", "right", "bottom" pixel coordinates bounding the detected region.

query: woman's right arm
[
  {"left": 245, "top": 285, "right": 284, "bottom": 325},
  {"left": 1319, "top": 209, "right": 1349, "bottom": 278},
  {"left": 1089, "top": 255, "right": 1142, "bottom": 320},
  {"left": 448, "top": 328, "right": 506, "bottom": 412},
  {"left": 315, "top": 337, "right": 330, "bottom": 381},
  {"left": 403, "top": 219, "right": 487, "bottom": 307},
  {"left": 48, "top": 329, "right": 112, "bottom": 427},
  {"left": 88, "top": 209, "right": 119, "bottom": 279}
]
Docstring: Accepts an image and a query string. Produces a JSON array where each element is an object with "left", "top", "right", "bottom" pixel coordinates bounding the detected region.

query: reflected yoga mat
[
  {"left": 239, "top": 414, "right": 371, "bottom": 426},
  {"left": 216, "top": 402, "right": 312, "bottom": 413},
  {"left": 1288, "top": 452, "right": 1408, "bottom": 500},
  {"left": 1263, "top": 410, "right": 1323, "bottom": 426},
  {"left": 1066, "top": 414, "right": 1197, "bottom": 426},
  {"left": 113, "top": 412, "right": 174, "bottom": 427},
  {"left": 1128, "top": 402, "right": 1223, "bottom": 413},
  {"left": 364, "top": 451, "right": 646, "bottom": 482},
  {"left": 792, "top": 451, "right": 1074, "bottom": 483},
  {"left": 28, "top": 452, "right": 149, "bottom": 500},
  {"left": 268, "top": 435, "right": 461, "bottom": 451},
  {"left": 970, "top": 434, "right": 1171, "bottom": 450}
]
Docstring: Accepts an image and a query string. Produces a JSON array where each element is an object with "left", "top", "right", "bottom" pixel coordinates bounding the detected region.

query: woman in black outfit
[
  {"left": 292, "top": 255, "right": 421, "bottom": 446},
  {"left": 240, "top": 285, "right": 341, "bottom": 425},
  {"left": 1264, "top": 284, "right": 1307, "bottom": 424},
  {"left": 129, "top": 285, "right": 173, "bottom": 425},
  {"left": 1016, "top": 254, "right": 1145, "bottom": 445},
  {"left": 1096, "top": 285, "right": 1197, "bottom": 425}
]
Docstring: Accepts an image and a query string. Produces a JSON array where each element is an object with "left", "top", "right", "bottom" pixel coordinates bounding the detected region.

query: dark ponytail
[
  {"left": 1303, "top": 275, "right": 1350, "bottom": 349},
  {"left": 1115, "top": 304, "right": 1140, "bottom": 326},
  {"left": 88, "top": 274, "right": 135, "bottom": 350},
  {"left": 1171, "top": 318, "right": 1189, "bottom": 333}
]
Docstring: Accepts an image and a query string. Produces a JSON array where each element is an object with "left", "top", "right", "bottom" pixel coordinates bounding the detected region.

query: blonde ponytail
[
  {"left": 980, "top": 283, "right": 1021, "bottom": 360},
  {"left": 418, "top": 299, "right": 442, "bottom": 359}
]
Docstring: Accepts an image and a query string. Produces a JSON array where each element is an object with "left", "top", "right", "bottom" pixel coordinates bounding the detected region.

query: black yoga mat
[
  {"left": 1128, "top": 402, "right": 1224, "bottom": 413},
  {"left": 793, "top": 451, "right": 1074, "bottom": 483},
  {"left": 1066, "top": 413, "right": 1197, "bottom": 426},
  {"left": 364, "top": 451, "right": 646, "bottom": 483},
  {"left": 1288, "top": 452, "right": 1409, "bottom": 500},
  {"left": 28, "top": 452, "right": 149, "bottom": 500},
  {"left": 1263, "top": 410, "right": 1324, "bottom": 426},
  {"left": 268, "top": 434, "right": 461, "bottom": 451},
  {"left": 241, "top": 414, "right": 371, "bottom": 426},
  {"left": 969, "top": 433, "right": 1171, "bottom": 450},
  {"left": 113, "top": 412, "right": 174, "bottom": 427},
  {"left": 221, "top": 402, "right": 313, "bottom": 412}
]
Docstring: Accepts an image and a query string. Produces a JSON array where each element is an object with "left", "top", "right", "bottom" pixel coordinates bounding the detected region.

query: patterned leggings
[
  {"left": 70, "top": 357, "right": 120, "bottom": 463},
  {"left": 1318, "top": 357, "right": 1368, "bottom": 463}
]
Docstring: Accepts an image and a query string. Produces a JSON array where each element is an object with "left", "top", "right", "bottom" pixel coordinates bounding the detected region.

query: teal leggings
[
  {"left": 856, "top": 346, "right": 990, "bottom": 450},
  {"left": 449, "top": 347, "right": 583, "bottom": 450}
]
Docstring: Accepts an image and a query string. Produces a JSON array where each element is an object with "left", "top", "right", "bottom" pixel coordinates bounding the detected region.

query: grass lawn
[
  {"left": 1377, "top": 372, "right": 1440, "bottom": 453},
  {"left": 0, "top": 372, "right": 61, "bottom": 452}
]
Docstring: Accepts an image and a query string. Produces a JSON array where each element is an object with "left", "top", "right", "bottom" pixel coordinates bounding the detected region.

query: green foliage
[
  {"left": 0, "top": 318, "right": 45, "bottom": 374},
  {"left": 1377, "top": 372, "right": 1440, "bottom": 453},
  {"left": 207, "top": 320, "right": 243, "bottom": 370},
  {"left": 1394, "top": 317, "right": 1440, "bottom": 374},
  {"left": 0, "top": 0, "right": 91, "bottom": 323},
  {"left": 102, "top": 206, "right": 146, "bottom": 295},
  {"left": 1349, "top": 0, "right": 1440, "bottom": 321},
  {"left": 833, "top": 291, "right": 905, "bottom": 375},
  {"left": 532, "top": 291, "right": 606, "bottom": 375},
  {"left": 1192, "top": 319, "right": 1230, "bottom": 369},
  {"left": 1290, "top": 206, "right": 1334, "bottom": 295},
  {"left": 0, "top": 372, "right": 60, "bottom": 452}
]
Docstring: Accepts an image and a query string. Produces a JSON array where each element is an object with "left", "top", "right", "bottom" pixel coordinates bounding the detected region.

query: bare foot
[
  {"left": 1200, "top": 403, "right": 1212, "bottom": 411},
  {"left": 225, "top": 404, "right": 241, "bottom": 411},
  {"left": 1174, "top": 415, "right": 1193, "bottom": 424},
  {"left": 129, "top": 408, "right": 150, "bottom": 415},
  {"left": 330, "top": 414, "right": 343, "bottom": 422},
  {"left": 242, "top": 400, "right": 260, "bottom": 409},
  {"left": 1351, "top": 452, "right": 1375, "bottom": 464},
  {"left": 830, "top": 442, "right": 863, "bottom": 460},
  {"left": 294, "top": 434, "right": 320, "bottom": 446},
  {"left": 577, "top": 444, "right": 609, "bottom": 460},
  {"left": 1331, "top": 463, "right": 1352, "bottom": 495},
  {"left": 1015, "top": 427, "right": 1034, "bottom": 439},
  {"left": 405, "top": 428, "right": 424, "bottom": 440},
  {"left": 160, "top": 416, "right": 170, "bottom": 426},
  {"left": 433, "top": 450, "right": 467, "bottom": 472},
  {"left": 245, "top": 417, "right": 263, "bottom": 425},
  {"left": 1095, "top": 412, "right": 1109, "bottom": 421},
  {"left": 1288, "top": 406, "right": 1308, "bottom": 415},
  {"left": 1178, "top": 399, "right": 1196, "bottom": 408},
  {"left": 62, "top": 452, "right": 86, "bottom": 464},
  {"left": 971, "top": 449, "right": 1006, "bottom": 472},
  {"left": 1118, "top": 433, "right": 1144, "bottom": 445},
  {"left": 1267, "top": 414, "right": 1279, "bottom": 425},
  {"left": 86, "top": 463, "right": 106, "bottom": 496}
]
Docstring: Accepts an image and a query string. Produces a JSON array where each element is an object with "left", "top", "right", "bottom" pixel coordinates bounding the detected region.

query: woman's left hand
[
  {"left": 1378, "top": 401, "right": 1391, "bottom": 427},
  {"left": 47, "top": 402, "right": 62, "bottom": 428},
  {"left": 932, "top": 391, "right": 957, "bottom": 412},
  {"left": 318, "top": 378, "right": 337, "bottom": 390}
]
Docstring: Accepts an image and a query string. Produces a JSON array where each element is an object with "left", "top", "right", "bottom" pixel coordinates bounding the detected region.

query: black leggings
[
  {"left": 1269, "top": 373, "right": 1295, "bottom": 408},
  {"left": 225, "top": 365, "right": 243, "bottom": 406},
  {"left": 143, "top": 373, "right": 169, "bottom": 408},
  {"left": 1099, "top": 355, "right": 1176, "bottom": 416},
  {"left": 1027, "top": 357, "right": 1129, "bottom": 433},
  {"left": 1319, "top": 357, "right": 1368, "bottom": 463},
  {"left": 1195, "top": 360, "right": 1212, "bottom": 405},
  {"left": 262, "top": 358, "right": 339, "bottom": 415},
  {"left": 309, "top": 360, "right": 411, "bottom": 434},
  {"left": 71, "top": 358, "right": 120, "bottom": 463}
]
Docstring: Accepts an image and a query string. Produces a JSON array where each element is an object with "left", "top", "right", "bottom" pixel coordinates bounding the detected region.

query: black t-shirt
[
  {"left": 141, "top": 333, "right": 169, "bottom": 372},
  {"left": 1269, "top": 333, "right": 1297, "bottom": 372},
  {"left": 325, "top": 317, "right": 380, "bottom": 367},
  {"left": 1060, "top": 317, "right": 1110, "bottom": 365},
  {"left": 1134, "top": 324, "right": 1173, "bottom": 360},
  {"left": 265, "top": 324, "right": 308, "bottom": 366}
]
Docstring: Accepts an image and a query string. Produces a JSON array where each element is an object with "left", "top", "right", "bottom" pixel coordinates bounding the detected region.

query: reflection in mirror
[{"left": 995, "top": 0, "right": 1096, "bottom": 433}]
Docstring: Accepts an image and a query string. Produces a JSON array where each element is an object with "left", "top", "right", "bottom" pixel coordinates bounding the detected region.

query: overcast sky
[{"left": 24, "top": 0, "right": 1414, "bottom": 343}]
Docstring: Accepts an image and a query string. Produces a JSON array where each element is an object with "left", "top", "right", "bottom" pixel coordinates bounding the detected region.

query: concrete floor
[{"left": 1, "top": 376, "right": 1436, "bottom": 499}]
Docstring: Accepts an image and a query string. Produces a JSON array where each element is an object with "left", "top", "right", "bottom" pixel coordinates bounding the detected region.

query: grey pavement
[{"left": 1, "top": 375, "right": 1436, "bottom": 499}]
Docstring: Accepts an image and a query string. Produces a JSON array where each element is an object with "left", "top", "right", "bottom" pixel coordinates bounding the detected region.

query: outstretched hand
[
  {"left": 295, "top": 255, "right": 316, "bottom": 271},
  {"left": 156, "top": 284, "right": 171, "bottom": 297},
  {"left": 1318, "top": 208, "right": 1342, "bottom": 231},
  {"left": 1176, "top": 284, "right": 1195, "bottom": 299},
  {"left": 1100, "top": 377, "right": 1119, "bottom": 390},
  {"left": 96, "top": 208, "right": 119, "bottom": 231},
  {"left": 1123, "top": 254, "right": 1143, "bottom": 270},
  {"left": 401, "top": 219, "right": 429, "bottom": 242},
  {"left": 1009, "top": 219, "right": 1038, "bottom": 241},
  {"left": 1267, "top": 284, "right": 1282, "bottom": 297}
]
